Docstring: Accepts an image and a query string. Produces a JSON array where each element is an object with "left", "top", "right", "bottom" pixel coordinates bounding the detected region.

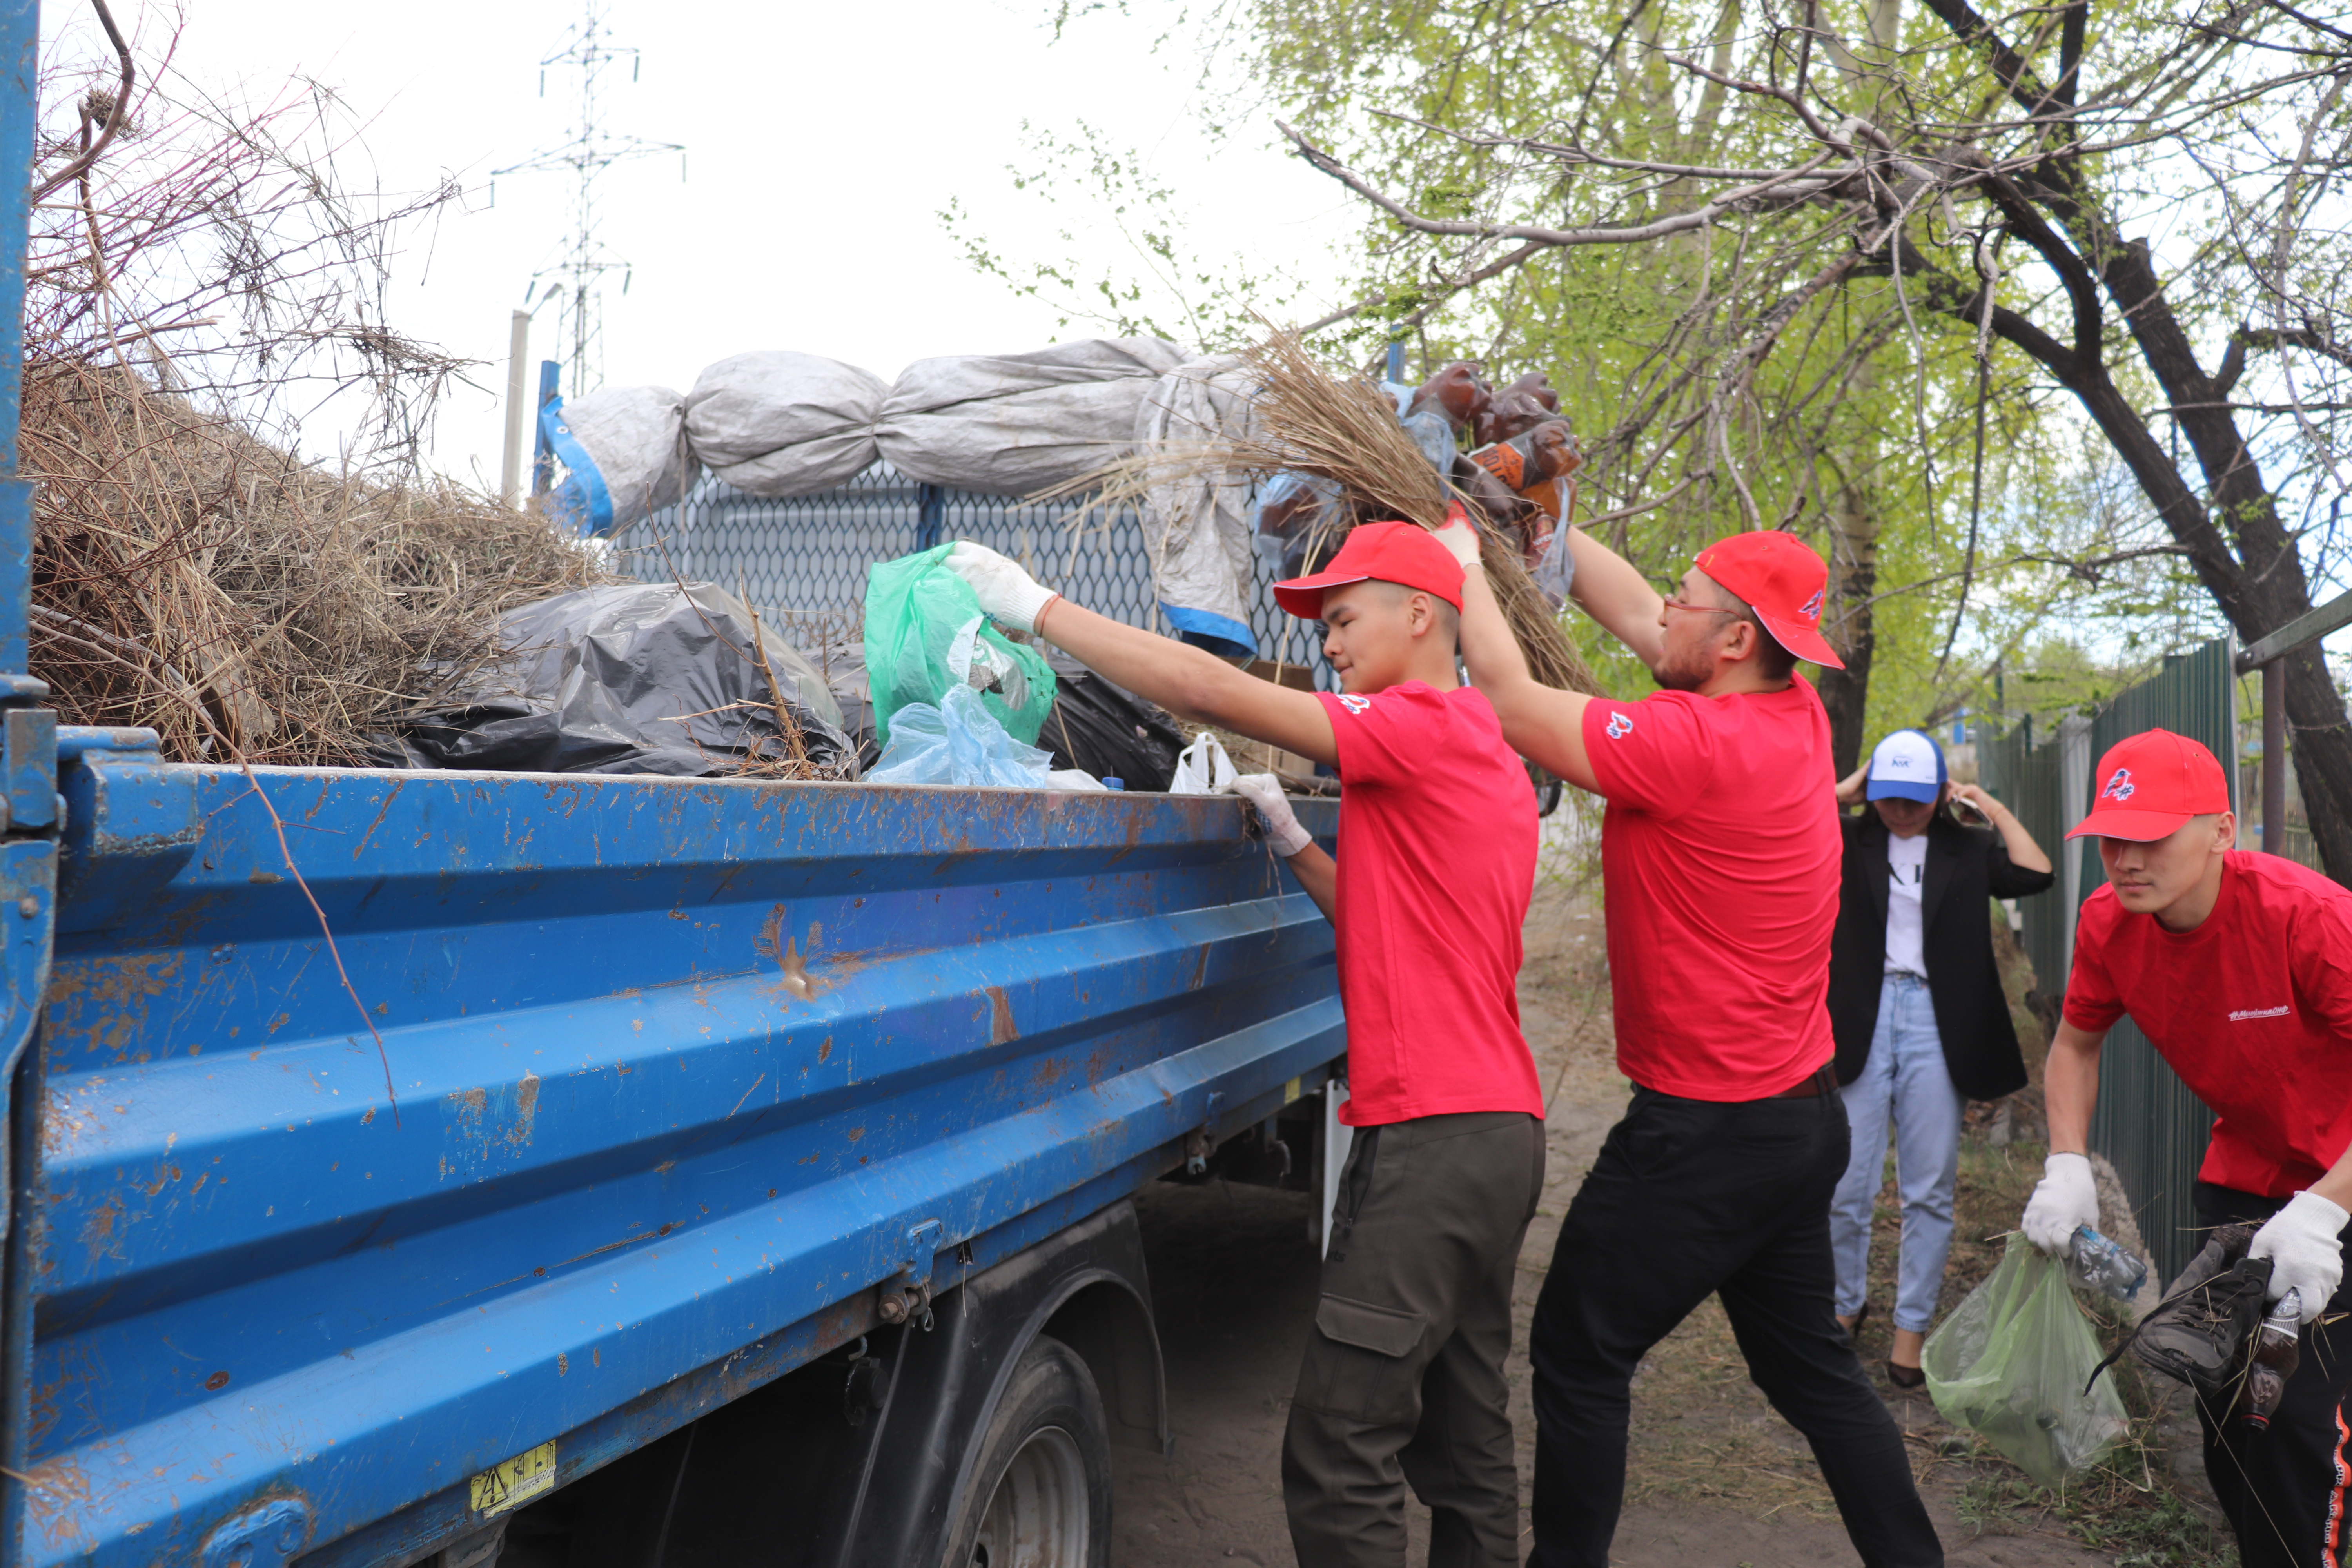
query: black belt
[{"left": 1773, "top": 1065, "right": 1837, "bottom": 1099}]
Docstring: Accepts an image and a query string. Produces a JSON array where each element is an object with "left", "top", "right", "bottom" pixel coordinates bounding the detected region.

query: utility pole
[
  {"left": 493, "top": 2, "right": 683, "bottom": 397},
  {"left": 500, "top": 309, "right": 532, "bottom": 508}
]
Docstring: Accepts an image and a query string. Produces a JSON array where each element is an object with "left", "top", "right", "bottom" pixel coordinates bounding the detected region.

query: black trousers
[
  {"left": 1283, "top": 1109, "right": 1547, "bottom": 1568},
  {"left": 1527, "top": 1085, "right": 1944, "bottom": 1568},
  {"left": 2192, "top": 1182, "right": 2352, "bottom": 1568}
]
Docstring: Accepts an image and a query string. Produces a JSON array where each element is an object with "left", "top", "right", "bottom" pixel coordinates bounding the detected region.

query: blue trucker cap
[{"left": 1866, "top": 729, "right": 1947, "bottom": 803}]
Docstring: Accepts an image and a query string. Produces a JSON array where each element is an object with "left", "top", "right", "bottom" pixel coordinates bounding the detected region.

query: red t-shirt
[
  {"left": 1581, "top": 678, "right": 1840, "bottom": 1099},
  {"left": 1317, "top": 682, "right": 1544, "bottom": 1126},
  {"left": 2063, "top": 851, "right": 2352, "bottom": 1198}
]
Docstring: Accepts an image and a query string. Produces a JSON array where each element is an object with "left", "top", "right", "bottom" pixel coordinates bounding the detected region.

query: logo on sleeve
[
  {"left": 1338, "top": 694, "right": 1371, "bottom": 715},
  {"left": 2099, "top": 768, "right": 2136, "bottom": 803},
  {"left": 1605, "top": 711, "right": 1634, "bottom": 739}
]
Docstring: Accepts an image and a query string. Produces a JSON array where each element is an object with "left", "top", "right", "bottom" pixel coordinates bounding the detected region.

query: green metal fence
[{"left": 1979, "top": 638, "right": 2236, "bottom": 1283}]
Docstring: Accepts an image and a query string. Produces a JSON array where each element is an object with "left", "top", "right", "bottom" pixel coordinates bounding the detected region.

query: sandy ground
[{"left": 1108, "top": 873, "right": 2131, "bottom": 1567}]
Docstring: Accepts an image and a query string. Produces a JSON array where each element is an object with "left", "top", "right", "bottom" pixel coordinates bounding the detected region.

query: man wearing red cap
[
  {"left": 1433, "top": 517, "right": 1944, "bottom": 1568},
  {"left": 2020, "top": 728, "right": 2352, "bottom": 1568},
  {"left": 942, "top": 524, "right": 1548, "bottom": 1568}
]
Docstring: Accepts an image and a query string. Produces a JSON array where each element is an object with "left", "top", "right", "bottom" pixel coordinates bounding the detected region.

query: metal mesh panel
[
  {"left": 1982, "top": 638, "right": 2237, "bottom": 1283},
  {"left": 612, "top": 465, "right": 1329, "bottom": 679}
]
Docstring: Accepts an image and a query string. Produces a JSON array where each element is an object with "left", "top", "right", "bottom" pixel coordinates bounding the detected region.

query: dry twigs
[
  {"left": 1057, "top": 327, "right": 1599, "bottom": 694},
  {"left": 25, "top": 365, "right": 608, "bottom": 763},
  {"left": 22, "top": 17, "right": 608, "bottom": 765}
]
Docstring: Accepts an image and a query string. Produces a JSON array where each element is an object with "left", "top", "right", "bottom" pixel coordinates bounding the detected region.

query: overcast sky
[{"left": 57, "top": 0, "right": 1358, "bottom": 486}]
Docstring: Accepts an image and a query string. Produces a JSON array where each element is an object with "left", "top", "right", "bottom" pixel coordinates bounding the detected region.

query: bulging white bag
[
  {"left": 875, "top": 338, "right": 1190, "bottom": 495},
  {"left": 1136, "top": 353, "right": 1260, "bottom": 656},
  {"left": 683, "top": 350, "right": 886, "bottom": 497},
  {"left": 544, "top": 384, "right": 699, "bottom": 537}
]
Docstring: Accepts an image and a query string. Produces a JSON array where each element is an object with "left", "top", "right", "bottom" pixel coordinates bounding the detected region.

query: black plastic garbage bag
[
  {"left": 397, "top": 583, "right": 858, "bottom": 777},
  {"left": 1039, "top": 653, "right": 1185, "bottom": 791}
]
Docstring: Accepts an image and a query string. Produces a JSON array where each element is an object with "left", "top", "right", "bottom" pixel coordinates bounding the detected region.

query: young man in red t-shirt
[
  {"left": 944, "top": 523, "right": 1546, "bottom": 1568},
  {"left": 2020, "top": 728, "right": 2352, "bottom": 1568},
  {"left": 1434, "top": 517, "right": 1943, "bottom": 1568}
]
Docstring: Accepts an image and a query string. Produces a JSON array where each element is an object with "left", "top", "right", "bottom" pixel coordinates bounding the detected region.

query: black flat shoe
[
  {"left": 1886, "top": 1359, "right": 1926, "bottom": 1390},
  {"left": 1837, "top": 1301, "right": 1870, "bottom": 1344}
]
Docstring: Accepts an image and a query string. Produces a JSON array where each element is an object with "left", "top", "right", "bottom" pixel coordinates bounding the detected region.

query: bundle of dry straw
[
  {"left": 1068, "top": 327, "right": 1599, "bottom": 695},
  {"left": 27, "top": 364, "right": 611, "bottom": 765}
]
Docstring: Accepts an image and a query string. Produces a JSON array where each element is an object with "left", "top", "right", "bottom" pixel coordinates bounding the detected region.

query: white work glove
[
  {"left": 1432, "top": 503, "right": 1483, "bottom": 568},
  {"left": 2249, "top": 1189, "right": 2348, "bottom": 1324},
  {"left": 942, "top": 540, "right": 1060, "bottom": 634},
  {"left": 1223, "top": 773, "right": 1313, "bottom": 858},
  {"left": 2022, "top": 1152, "right": 2099, "bottom": 1255}
]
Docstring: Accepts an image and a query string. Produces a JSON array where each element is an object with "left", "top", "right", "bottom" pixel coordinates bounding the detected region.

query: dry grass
[{"left": 24, "top": 364, "right": 610, "bottom": 764}]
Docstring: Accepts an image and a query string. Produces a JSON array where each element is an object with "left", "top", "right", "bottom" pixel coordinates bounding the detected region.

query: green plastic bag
[
  {"left": 1923, "top": 1234, "right": 2129, "bottom": 1488},
  {"left": 863, "top": 544, "right": 1056, "bottom": 748}
]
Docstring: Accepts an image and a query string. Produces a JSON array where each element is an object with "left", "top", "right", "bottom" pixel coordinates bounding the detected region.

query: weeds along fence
[
  {"left": 1979, "top": 637, "right": 2237, "bottom": 1283},
  {"left": 611, "top": 464, "right": 1330, "bottom": 679}
]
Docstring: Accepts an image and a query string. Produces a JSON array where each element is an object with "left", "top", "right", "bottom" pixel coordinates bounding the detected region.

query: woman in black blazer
[{"left": 1827, "top": 729, "right": 2056, "bottom": 1388}]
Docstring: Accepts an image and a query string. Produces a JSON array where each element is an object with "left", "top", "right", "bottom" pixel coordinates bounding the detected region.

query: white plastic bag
[
  {"left": 683, "top": 350, "right": 886, "bottom": 497},
  {"left": 1169, "top": 732, "right": 1237, "bottom": 795},
  {"left": 545, "top": 385, "right": 700, "bottom": 536},
  {"left": 1137, "top": 353, "right": 1260, "bottom": 656},
  {"left": 875, "top": 338, "right": 1190, "bottom": 495}
]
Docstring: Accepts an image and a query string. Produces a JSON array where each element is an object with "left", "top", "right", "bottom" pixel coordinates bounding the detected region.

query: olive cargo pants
[{"left": 1282, "top": 1109, "right": 1547, "bottom": 1568}]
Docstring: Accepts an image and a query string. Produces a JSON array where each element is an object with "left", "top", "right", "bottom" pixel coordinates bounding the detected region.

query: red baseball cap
[
  {"left": 2066, "top": 729, "right": 2232, "bottom": 841},
  {"left": 1691, "top": 532, "right": 1845, "bottom": 670},
  {"left": 1273, "top": 520, "right": 1466, "bottom": 619}
]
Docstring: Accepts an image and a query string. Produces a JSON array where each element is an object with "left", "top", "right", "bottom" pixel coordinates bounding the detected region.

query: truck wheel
[{"left": 944, "top": 1333, "right": 1112, "bottom": 1568}]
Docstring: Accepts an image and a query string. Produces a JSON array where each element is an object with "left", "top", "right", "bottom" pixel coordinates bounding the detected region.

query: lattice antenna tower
[{"left": 494, "top": 0, "right": 684, "bottom": 396}]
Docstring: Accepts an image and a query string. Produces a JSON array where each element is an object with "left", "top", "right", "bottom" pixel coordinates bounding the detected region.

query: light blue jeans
[{"left": 1830, "top": 972, "right": 1966, "bottom": 1334}]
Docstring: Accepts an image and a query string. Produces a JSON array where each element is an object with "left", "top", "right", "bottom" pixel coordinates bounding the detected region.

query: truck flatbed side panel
[{"left": 18, "top": 766, "right": 1339, "bottom": 1567}]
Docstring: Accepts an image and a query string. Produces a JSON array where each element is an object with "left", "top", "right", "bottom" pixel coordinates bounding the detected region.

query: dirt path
[{"left": 1110, "top": 881, "right": 2129, "bottom": 1566}]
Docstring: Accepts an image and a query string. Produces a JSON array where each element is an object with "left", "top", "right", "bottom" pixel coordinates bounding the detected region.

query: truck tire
[{"left": 941, "top": 1334, "right": 1112, "bottom": 1568}]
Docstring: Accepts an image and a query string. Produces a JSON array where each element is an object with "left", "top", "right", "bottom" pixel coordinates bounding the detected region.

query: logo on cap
[
  {"left": 2100, "top": 768, "right": 2136, "bottom": 802},
  {"left": 1605, "top": 711, "right": 1633, "bottom": 739},
  {"left": 1798, "top": 587, "right": 1824, "bottom": 621},
  {"left": 1338, "top": 694, "right": 1371, "bottom": 715}
]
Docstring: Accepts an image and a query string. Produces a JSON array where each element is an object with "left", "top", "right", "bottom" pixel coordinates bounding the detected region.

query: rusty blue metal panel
[{"left": 11, "top": 763, "right": 1340, "bottom": 1566}]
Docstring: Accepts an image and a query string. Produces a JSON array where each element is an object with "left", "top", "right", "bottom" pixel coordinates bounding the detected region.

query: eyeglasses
[{"left": 1661, "top": 594, "right": 1740, "bottom": 618}]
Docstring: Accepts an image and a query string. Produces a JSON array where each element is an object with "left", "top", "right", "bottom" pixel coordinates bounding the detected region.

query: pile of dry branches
[
  {"left": 27, "top": 365, "right": 607, "bottom": 763},
  {"left": 21, "top": 6, "right": 609, "bottom": 765}
]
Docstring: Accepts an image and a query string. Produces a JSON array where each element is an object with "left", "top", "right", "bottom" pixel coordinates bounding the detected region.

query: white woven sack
[
  {"left": 1136, "top": 353, "right": 1260, "bottom": 655},
  {"left": 683, "top": 350, "right": 887, "bottom": 498},
  {"left": 552, "top": 384, "right": 698, "bottom": 533},
  {"left": 874, "top": 337, "right": 1190, "bottom": 496}
]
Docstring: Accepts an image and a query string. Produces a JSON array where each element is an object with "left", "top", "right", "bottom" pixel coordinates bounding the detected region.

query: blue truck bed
[{"left": 7, "top": 753, "right": 1339, "bottom": 1565}]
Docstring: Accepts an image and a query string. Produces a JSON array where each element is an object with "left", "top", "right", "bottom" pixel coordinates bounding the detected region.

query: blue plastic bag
[{"left": 867, "top": 685, "right": 1054, "bottom": 788}]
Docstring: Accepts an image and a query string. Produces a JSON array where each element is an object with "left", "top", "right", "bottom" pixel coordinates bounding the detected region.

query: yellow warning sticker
[
  {"left": 470, "top": 1440, "right": 557, "bottom": 1516},
  {"left": 1284, "top": 1077, "right": 1301, "bottom": 1104}
]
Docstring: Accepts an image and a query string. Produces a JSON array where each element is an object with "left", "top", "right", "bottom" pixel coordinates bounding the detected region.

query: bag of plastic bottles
[
  {"left": 1922, "top": 1234, "right": 2129, "bottom": 1488},
  {"left": 866, "top": 685, "right": 1054, "bottom": 789},
  {"left": 863, "top": 544, "right": 1056, "bottom": 748}
]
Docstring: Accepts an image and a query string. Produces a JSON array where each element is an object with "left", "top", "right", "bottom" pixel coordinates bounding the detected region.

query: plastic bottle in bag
[
  {"left": 2067, "top": 1225, "right": 2150, "bottom": 1302},
  {"left": 2240, "top": 1290, "right": 2302, "bottom": 1430}
]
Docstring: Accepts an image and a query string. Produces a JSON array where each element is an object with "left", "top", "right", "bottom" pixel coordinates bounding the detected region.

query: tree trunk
[{"left": 1817, "top": 477, "right": 1878, "bottom": 775}]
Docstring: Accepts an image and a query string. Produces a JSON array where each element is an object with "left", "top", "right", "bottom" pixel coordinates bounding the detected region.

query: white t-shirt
[{"left": 1884, "top": 831, "right": 1930, "bottom": 976}]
